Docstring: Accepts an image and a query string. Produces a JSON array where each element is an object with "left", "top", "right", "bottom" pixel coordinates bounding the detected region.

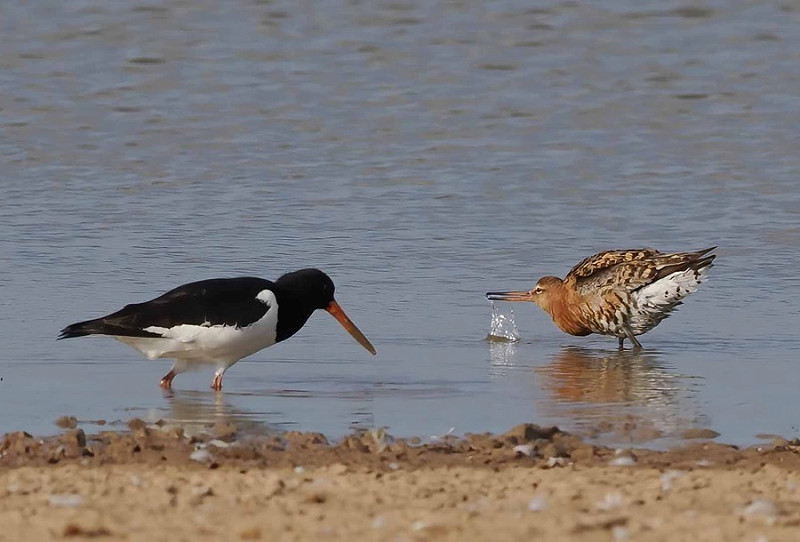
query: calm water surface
[{"left": 1, "top": 0, "right": 799, "bottom": 447}]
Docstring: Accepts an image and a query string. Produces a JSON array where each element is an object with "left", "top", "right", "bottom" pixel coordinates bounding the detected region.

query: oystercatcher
[
  {"left": 487, "top": 247, "right": 716, "bottom": 349},
  {"left": 59, "top": 268, "right": 376, "bottom": 390}
]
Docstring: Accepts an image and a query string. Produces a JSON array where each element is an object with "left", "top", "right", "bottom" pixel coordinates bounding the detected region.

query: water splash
[{"left": 487, "top": 301, "right": 520, "bottom": 342}]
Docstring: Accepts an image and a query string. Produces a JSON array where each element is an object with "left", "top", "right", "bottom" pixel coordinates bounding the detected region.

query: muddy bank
[
  {"left": 2, "top": 422, "right": 800, "bottom": 541},
  {"left": 2, "top": 419, "right": 800, "bottom": 472}
]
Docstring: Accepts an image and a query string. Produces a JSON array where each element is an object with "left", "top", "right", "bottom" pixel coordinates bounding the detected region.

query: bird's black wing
[{"left": 59, "top": 277, "right": 275, "bottom": 339}]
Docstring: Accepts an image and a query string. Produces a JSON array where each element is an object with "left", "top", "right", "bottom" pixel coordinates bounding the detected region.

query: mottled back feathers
[{"left": 566, "top": 247, "right": 716, "bottom": 297}]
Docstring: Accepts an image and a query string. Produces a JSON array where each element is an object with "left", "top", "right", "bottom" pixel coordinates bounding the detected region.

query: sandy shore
[{"left": 2, "top": 422, "right": 800, "bottom": 541}]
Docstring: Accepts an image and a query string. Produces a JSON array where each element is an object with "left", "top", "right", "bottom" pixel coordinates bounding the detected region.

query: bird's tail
[
  {"left": 653, "top": 247, "right": 716, "bottom": 282},
  {"left": 58, "top": 319, "right": 99, "bottom": 340},
  {"left": 691, "top": 254, "right": 716, "bottom": 272},
  {"left": 58, "top": 318, "right": 130, "bottom": 340},
  {"left": 59, "top": 316, "right": 160, "bottom": 339},
  {"left": 687, "top": 246, "right": 717, "bottom": 272}
]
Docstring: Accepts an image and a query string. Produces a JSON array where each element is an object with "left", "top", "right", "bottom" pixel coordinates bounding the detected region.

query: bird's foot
[
  {"left": 210, "top": 373, "right": 223, "bottom": 392},
  {"left": 159, "top": 370, "right": 176, "bottom": 389},
  {"left": 623, "top": 325, "right": 643, "bottom": 350}
]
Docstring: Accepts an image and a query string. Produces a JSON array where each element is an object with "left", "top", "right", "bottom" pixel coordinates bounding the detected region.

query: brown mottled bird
[{"left": 486, "top": 247, "right": 716, "bottom": 349}]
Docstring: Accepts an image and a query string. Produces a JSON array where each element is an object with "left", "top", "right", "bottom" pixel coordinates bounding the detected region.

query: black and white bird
[{"left": 59, "top": 269, "right": 376, "bottom": 391}]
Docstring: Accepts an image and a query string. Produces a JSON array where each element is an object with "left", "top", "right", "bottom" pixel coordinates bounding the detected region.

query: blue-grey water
[{"left": 2, "top": 0, "right": 799, "bottom": 447}]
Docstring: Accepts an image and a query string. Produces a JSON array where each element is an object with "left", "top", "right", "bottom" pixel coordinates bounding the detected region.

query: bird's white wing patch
[
  {"left": 142, "top": 290, "right": 278, "bottom": 344},
  {"left": 256, "top": 289, "right": 276, "bottom": 305},
  {"left": 628, "top": 266, "right": 710, "bottom": 334},
  {"left": 144, "top": 324, "right": 208, "bottom": 343}
]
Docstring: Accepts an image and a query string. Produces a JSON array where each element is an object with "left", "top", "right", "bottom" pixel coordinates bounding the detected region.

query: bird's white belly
[{"left": 115, "top": 292, "right": 279, "bottom": 364}]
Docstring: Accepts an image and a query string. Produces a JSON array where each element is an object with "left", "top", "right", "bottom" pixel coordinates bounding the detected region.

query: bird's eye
[{"left": 533, "top": 287, "right": 544, "bottom": 294}]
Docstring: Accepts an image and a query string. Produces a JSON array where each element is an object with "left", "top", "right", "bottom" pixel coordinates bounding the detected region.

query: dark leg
[
  {"left": 624, "top": 325, "right": 642, "bottom": 350},
  {"left": 618, "top": 337, "right": 625, "bottom": 350},
  {"left": 160, "top": 369, "right": 176, "bottom": 390}
]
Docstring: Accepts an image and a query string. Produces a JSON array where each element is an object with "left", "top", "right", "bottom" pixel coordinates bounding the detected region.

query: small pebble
[
  {"left": 544, "top": 457, "right": 568, "bottom": 468},
  {"left": 48, "top": 494, "right": 84, "bottom": 508},
  {"left": 191, "top": 486, "right": 214, "bottom": 498},
  {"left": 742, "top": 499, "right": 778, "bottom": 524},
  {"left": 189, "top": 449, "right": 212, "bottom": 464},
  {"left": 208, "top": 439, "right": 230, "bottom": 448},
  {"left": 528, "top": 496, "right": 547, "bottom": 512},
  {"left": 610, "top": 456, "right": 636, "bottom": 467},
  {"left": 660, "top": 470, "right": 682, "bottom": 492},
  {"left": 597, "top": 492, "right": 623, "bottom": 511},
  {"left": 513, "top": 444, "right": 535, "bottom": 457}
]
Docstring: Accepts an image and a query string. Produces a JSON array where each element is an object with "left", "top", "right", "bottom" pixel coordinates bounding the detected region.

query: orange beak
[
  {"left": 325, "top": 299, "right": 377, "bottom": 355},
  {"left": 486, "top": 290, "right": 535, "bottom": 302}
]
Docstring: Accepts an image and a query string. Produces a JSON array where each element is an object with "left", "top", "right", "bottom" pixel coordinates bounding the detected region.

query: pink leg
[
  {"left": 211, "top": 372, "right": 224, "bottom": 391},
  {"left": 160, "top": 369, "right": 176, "bottom": 389}
]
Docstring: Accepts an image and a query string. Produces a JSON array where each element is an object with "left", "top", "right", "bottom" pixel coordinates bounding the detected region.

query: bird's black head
[
  {"left": 273, "top": 268, "right": 376, "bottom": 355},
  {"left": 275, "top": 268, "right": 335, "bottom": 309}
]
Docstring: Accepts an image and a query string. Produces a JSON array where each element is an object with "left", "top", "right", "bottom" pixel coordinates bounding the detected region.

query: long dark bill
[
  {"left": 325, "top": 299, "right": 377, "bottom": 355},
  {"left": 485, "top": 290, "right": 535, "bottom": 302}
]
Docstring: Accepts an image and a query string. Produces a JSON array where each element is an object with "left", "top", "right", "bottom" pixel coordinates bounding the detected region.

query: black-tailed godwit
[{"left": 487, "top": 247, "right": 716, "bottom": 349}]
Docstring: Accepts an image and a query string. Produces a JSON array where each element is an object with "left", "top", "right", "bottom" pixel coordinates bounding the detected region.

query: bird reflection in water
[
  {"left": 488, "top": 343, "right": 707, "bottom": 444},
  {"left": 539, "top": 347, "right": 670, "bottom": 404},
  {"left": 536, "top": 347, "right": 707, "bottom": 443},
  {"left": 159, "top": 389, "right": 279, "bottom": 438},
  {"left": 158, "top": 386, "right": 377, "bottom": 438}
]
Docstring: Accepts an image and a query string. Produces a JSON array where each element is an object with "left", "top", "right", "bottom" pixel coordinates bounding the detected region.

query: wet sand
[{"left": 2, "top": 422, "right": 800, "bottom": 541}]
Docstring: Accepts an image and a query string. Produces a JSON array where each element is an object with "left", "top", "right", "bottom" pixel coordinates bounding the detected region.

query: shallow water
[{"left": 2, "top": 0, "right": 799, "bottom": 447}]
